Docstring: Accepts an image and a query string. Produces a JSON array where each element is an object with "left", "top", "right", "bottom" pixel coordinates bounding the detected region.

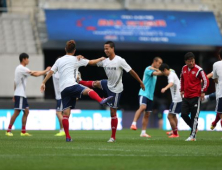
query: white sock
[
  {"left": 60, "top": 128, "right": 64, "bottom": 132},
  {"left": 141, "top": 130, "right": 146, "bottom": 135},
  {"left": 132, "top": 122, "right": 137, "bottom": 126}
]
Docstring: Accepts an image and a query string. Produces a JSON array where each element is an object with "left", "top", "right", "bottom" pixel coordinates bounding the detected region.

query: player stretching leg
[
  {"left": 159, "top": 64, "right": 182, "bottom": 138},
  {"left": 6, "top": 53, "right": 51, "bottom": 137},
  {"left": 40, "top": 40, "right": 113, "bottom": 142},
  {"left": 130, "top": 57, "right": 162, "bottom": 138},
  {"left": 52, "top": 71, "right": 65, "bottom": 136},
  {"left": 79, "top": 41, "right": 144, "bottom": 142}
]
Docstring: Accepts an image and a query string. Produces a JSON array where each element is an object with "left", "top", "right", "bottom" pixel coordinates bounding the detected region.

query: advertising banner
[
  {"left": 163, "top": 110, "right": 221, "bottom": 131},
  {"left": 45, "top": 10, "right": 222, "bottom": 46},
  {"left": 0, "top": 109, "right": 122, "bottom": 130}
]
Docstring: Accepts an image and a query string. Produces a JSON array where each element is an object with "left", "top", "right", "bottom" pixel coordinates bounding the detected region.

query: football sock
[
  {"left": 60, "top": 128, "right": 64, "bottom": 132},
  {"left": 21, "top": 125, "right": 26, "bottom": 133},
  {"left": 132, "top": 122, "right": 137, "bottom": 126},
  {"left": 173, "top": 128, "right": 178, "bottom": 135},
  {"left": 111, "top": 116, "right": 118, "bottom": 140},
  {"left": 79, "top": 81, "right": 94, "bottom": 88},
  {"left": 88, "top": 90, "right": 102, "bottom": 103},
  {"left": 62, "top": 116, "right": 70, "bottom": 139},
  {"left": 141, "top": 130, "right": 146, "bottom": 135},
  {"left": 7, "top": 124, "right": 12, "bottom": 132},
  {"left": 212, "top": 112, "right": 221, "bottom": 126}
]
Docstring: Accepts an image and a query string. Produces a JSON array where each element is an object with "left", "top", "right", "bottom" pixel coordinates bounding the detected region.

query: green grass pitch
[{"left": 0, "top": 129, "right": 222, "bottom": 170}]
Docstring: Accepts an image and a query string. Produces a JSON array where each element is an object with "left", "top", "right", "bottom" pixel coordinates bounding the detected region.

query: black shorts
[
  {"left": 139, "top": 95, "right": 153, "bottom": 112},
  {"left": 101, "top": 80, "right": 122, "bottom": 108},
  {"left": 169, "top": 102, "right": 182, "bottom": 114},
  {"left": 14, "top": 96, "right": 29, "bottom": 110},
  {"left": 56, "top": 99, "right": 63, "bottom": 112},
  {"left": 61, "top": 84, "right": 86, "bottom": 111}
]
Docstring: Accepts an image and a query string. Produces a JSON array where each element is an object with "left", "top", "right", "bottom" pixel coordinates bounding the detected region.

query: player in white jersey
[
  {"left": 6, "top": 53, "right": 51, "bottom": 137},
  {"left": 212, "top": 49, "right": 222, "bottom": 132},
  {"left": 79, "top": 41, "right": 145, "bottom": 142},
  {"left": 52, "top": 71, "right": 65, "bottom": 136},
  {"left": 159, "top": 63, "right": 182, "bottom": 138},
  {"left": 40, "top": 40, "right": 113, "bottom": 142}
]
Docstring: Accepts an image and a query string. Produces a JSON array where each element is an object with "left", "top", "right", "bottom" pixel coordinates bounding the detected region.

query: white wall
[{"left": 0, "top": 54, "right": 44, "bottom": 97}]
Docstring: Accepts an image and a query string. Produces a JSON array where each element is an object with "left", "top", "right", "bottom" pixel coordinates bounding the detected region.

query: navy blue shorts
[
  {"left": 216, "top": 98, "right": 222, "bottom": 113},
  {"left": 101, "top": 80, "right": 121, "bottom": 108},
  {"left": 56, "top": 99, "right": 63, "bottom": 112},
  {"left": 139, "top": 95, "right": 153, "bottom": 112},
  {"left": 61, "top": 84, "right": 86, "bottom": 110},
  {"left": 14, "top": 96, "right": 29, "bottom": 110},
  {"left": 169, "top": 102, "right": 182, "bottom": 114}
]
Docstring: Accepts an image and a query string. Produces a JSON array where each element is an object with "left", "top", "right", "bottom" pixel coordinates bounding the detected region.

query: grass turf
[{"left": 0, "top": 129, "right": 222, "bottom": 170}]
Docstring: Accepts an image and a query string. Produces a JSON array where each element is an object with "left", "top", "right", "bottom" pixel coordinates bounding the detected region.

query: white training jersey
[
  {"left": 97, "top": 55, "right": 132, "bottom": 93},
  {"left": 14, "top": 64, "right": 31, "bottom": 98},
  {"left": 213, "top": 61, "right": 222, "bottom": 99},
  {"left": 52, "top": 72, "right": 61, "bottom": 100},
  {"left": 51, "top": 55, "right": 89, "bottom": 92},
  {"left": 168, "top": 69, "right": 182, "bottom": 103}
]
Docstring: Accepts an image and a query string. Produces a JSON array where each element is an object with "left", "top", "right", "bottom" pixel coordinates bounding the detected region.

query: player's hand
[
  {"left": 201, "top": 92, "right": 205, "bottom": 101},
  {"left": 12, "top": 97, "right": 15, "bottom": 102},
  {"left": 77, "top": 55, "right": 85, "bottom": 60},
  {"left": 141, "top": 83, "right": 145, "bottom": 91},
  {"left": 161, "top": 88, "right": 166, "bottom": 93},
  {"left": 45, "top": 66, "right": 51, "bottom": 72},
  {"left": 180, "top": 91, "right": 184, "bottom": 98},
  {"left": 40, "top": 83, "right": 46, "bottom": 93}
]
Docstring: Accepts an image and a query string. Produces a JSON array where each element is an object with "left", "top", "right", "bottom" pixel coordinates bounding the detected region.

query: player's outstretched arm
[
  {"left": 40, "top": 70, "right": 54, "bottom": 93},
  {"left": 152, "top": 70, "right": 163, "bottom": 76},
  {"left": 161, "top": 82, "right": 174, "bottom": 93},
  {"left": 31, "top": 67, "right": 51, "bottom": 77},
  {"left": 207, "top": 72, "right": 213, "bottom": 79},
  {"left": 129, "top": 69, "right": 145, "bottom": 90},
  {"left": 88, "top": 57, "right": 106, "bottom": 66}
]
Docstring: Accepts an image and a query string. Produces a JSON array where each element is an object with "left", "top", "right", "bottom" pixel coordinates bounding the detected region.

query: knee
[
  {"left": 144, "top": 111, "right": 150, "bottom": 118},
  {"left": 93, "top": 81, "right": 100, "bottom": 88},
  {"left": 110, "top": 109, "right": 117, "bottom": 117}
]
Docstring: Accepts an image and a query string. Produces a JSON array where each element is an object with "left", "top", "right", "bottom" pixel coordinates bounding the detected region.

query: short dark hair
[
  {"left": 104, "top": 41, "right": 115, "bottom": 48},
  {"left": 184, "top": 52, "right": 195, "bottom": 61},
  {"left": 66, "top": 40, "right": 76, "bottom": 53},
  {"left": 159, "top": 63, "right": 170, "bottom": 72},
  {"left": 19, "top": 53, "right": 29, "bottom": 62},
  {"left": 153, "top": 56, "right": 162, "bottom": 62}
]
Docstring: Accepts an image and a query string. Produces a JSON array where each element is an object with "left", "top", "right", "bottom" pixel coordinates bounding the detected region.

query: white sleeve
[
  {"left": 97, "top": 61, "right": 104, "bottom": 67},
  {"left": 120, "top": 58, "right": 132, "bottom": 72},
  {"left": 21, "top": 67, "right": 31, "bottom": 76},
  {"left": 168, "top": 73, "right": 174, "bottom": 83},
  {"left": 212, "top": 63, "right": 218, "bottom": 79},
  {"left": 51, "top": 60, "right": 59, "bottom": 73},
  {"left": 78, "top": 58, "right": 89, "bottom": 67}
]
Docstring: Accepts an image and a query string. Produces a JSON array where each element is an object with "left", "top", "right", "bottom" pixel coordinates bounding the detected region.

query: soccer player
[
  {"left": 211, "top": 49, "right": 222, "bottom": 131},
  {"left": 130, "top": 57, "right": 163, "bottom": 137},
  {"left": 159, "top": 63, "right": 182, "bottom": 138},
  {"left": 5, "top": 53, "right": 51, "bottom": 137},
  {"left": 40, "top": 40, "right": 113, "bottom": 142},
  {"left": 79, "top": 41, "right": 145, "bottom": 142},
  {"left": 180, "top": 52, "right": 209, "bottom": 141},
  {"left": 52, "top": 71, "right": 65, "bottom": 136}
]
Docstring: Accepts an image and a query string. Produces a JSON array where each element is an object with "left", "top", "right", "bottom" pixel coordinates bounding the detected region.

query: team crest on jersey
[{"left": 191, "top": 71, "right": 196, "bottom": 74}]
